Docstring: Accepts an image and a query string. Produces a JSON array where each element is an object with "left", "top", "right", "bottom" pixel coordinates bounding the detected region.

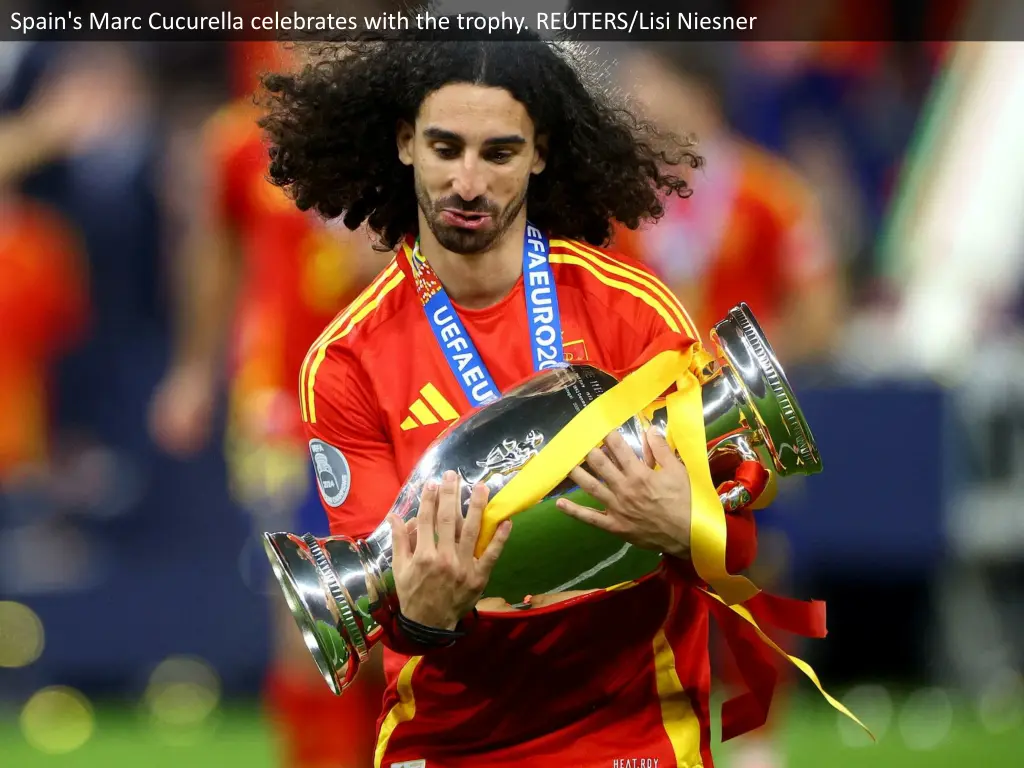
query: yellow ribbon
[
  {"left": 663, "top": 360, "right": 760, "bottom": 605},
  {"left": 475, "top": 341, "right": 755, "bottom": 605},
  {"left": 473, "top": 343, "right": 868, "bottom": 736},
  {"left": 475, "top": 346, "right": 868, "bottom": 737}
]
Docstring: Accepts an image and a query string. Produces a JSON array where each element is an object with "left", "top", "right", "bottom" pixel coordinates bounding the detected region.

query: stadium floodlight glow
[
  {"left": 0, "top": 601, "right": 45, "bottom": 668},
  {"left": 20, "top": 687, "right": 95, "bottom": 755}
]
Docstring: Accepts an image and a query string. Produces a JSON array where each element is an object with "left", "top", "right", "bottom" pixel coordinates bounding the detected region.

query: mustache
[{"left": 435, "top": 196, "right": 499, "bottom": 215}]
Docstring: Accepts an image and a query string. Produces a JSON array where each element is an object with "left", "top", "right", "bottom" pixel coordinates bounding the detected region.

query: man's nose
[{"left": 451, "top": 156, "right": 487, "bottom": 201}]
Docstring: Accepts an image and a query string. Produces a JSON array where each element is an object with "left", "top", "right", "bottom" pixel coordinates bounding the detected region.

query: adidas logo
[{"left": 400, "top": 384, "right": 460, "bottom": 431}]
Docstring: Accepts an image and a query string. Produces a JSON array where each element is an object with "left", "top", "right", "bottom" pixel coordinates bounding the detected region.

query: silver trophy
[{"left": 264, "top": 303, "right": 821, "bottom": 694}]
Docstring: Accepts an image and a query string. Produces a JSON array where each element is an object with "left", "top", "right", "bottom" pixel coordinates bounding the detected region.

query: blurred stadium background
[{"left": 2, "top": 0, "right": 1024, "bottom": 766}]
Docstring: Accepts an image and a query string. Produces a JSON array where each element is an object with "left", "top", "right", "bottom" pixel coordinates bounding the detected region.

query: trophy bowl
[{"left": 263, "top": 303, "right": 821, "bottom": 694}]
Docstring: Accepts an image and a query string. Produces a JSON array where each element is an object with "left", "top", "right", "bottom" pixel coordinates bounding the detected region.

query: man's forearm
[
  {"left": 662, "top": 515, "right": 692, "bottom": 560},
  {"left": 171, "top": 226, "right": 242, "bottom": 378}
]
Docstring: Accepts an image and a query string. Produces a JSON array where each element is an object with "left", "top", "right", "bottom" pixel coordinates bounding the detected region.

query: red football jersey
[
  {"left": 301, "top": 235, "right": 759, "bottom": 767},
  {"left": 204, "top": 100, "right": 373, "bottom": 440}
]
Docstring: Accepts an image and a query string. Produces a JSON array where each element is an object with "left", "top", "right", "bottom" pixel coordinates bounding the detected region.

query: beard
[{"left": 415, "top": 177, "right": 528, "bottom": 255}]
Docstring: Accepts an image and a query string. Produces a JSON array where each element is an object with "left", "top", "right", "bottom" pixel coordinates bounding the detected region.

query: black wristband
[{"left": 395, "top": 609, "right": 474, "bottom": 649}]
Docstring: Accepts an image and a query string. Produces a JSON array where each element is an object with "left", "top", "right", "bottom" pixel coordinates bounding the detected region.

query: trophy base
[{"left": 262, "top": 532, "right": 365, "bottom": 695}]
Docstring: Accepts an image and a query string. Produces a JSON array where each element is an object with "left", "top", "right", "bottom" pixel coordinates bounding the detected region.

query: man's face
[{"left": 397, "top": 83, "right": 547, "bottom": 255}]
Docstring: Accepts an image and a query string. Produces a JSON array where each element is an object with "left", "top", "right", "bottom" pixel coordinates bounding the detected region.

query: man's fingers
[
  {"left": 568, "top": 465, "right": 614, "bottom": 506},
  {"left": 388, "top": 514, "right": 411, "bottom": 564},
  {"left": 435, "top": 470, "right": 460, "bottom": 553},
  {"left": 642, "top": 430, "right": 656, "bottom": 468},
  {"left": 585, "top": 443, "right": 626, "bottom": 490},
  {"left": 556, "top": 497, "right": 617, "bottom": 532},
  {"left": 458, "top": 483, "right": 489, "bottom": 559},
  {"left": 454, "top": 505, "right": 464, "bottom": 540},
  {"left": 415, "top": 481, "right": 439, "bottom": 553},
  {"left": 647, "top": 428, "right": 680, "bottom": 469},
  {"left": 405, "top": 518, "right": 419, "bottom": 552},
  {"left": 605, "top": 429, "right": 643, "bottom": 473},
  {"left": 475, "top": 519, "right": 512, "bottom": 573}
]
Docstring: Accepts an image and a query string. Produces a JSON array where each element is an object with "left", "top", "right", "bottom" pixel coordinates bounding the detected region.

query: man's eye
[
  {"left": 434, "top": 144, "right": 459, "bottom": 159},
  {"left": 487, "top": 149, "right": 513, "bottom": 163}
]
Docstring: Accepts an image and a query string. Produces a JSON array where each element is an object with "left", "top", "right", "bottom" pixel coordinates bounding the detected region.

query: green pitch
[{"left": 0, "top": 694, "right": 1020, "bottom": 768}]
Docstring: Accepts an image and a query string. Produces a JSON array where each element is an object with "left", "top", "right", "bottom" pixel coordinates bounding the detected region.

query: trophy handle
[
  {"left": 711, "top": 303, "right": 822, "bottom": 475},
  {"left": 646, "top": 303, "right": 822, "bottom": 479}
]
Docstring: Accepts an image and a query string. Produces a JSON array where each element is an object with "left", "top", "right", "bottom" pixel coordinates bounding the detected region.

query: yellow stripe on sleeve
[{"left": 299, "top": 260, "right": 399, "bottom": 422}]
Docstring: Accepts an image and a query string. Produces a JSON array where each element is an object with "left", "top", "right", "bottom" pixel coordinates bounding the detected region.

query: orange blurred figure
[
  {"left": 0, "top": 196, "right": 88, "bottom": 482},
  {"left": 149, "top": 42, "right": 385, "bottom": 768}
]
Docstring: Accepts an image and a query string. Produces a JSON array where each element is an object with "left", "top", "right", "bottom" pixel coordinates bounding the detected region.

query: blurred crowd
[{"left": 2, "top": 1, "right": 1024, "bottom": 765}]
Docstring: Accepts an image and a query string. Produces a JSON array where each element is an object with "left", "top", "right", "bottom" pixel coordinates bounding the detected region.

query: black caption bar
[{"left": 2, "top": 0, "right": 1019, "bottom": 42}]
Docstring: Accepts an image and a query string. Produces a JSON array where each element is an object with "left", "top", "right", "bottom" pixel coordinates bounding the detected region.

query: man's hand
[
  {"left": 388, "top": 470, "right": 511, "bottom": 631},
  {"left": 556, "top": 429, "right": 692, "bottom": 559},
  {"left": 148, "top": 365, "right": 218, "bottom": 457}
]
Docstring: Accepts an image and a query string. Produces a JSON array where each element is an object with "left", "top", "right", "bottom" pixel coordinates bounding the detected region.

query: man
[
  {"left": 149, "top": 42, "right": 385, "bottom": 768},
  {"left": 259, "top": 27, "right": 807, "bottom": 767}
]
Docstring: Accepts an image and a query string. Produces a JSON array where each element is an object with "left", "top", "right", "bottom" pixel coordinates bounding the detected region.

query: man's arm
[
  {"left": 166, "top": 197, "right": 242, "bottom": 382},
  {"left": 148, "top": 220, "right": 242, "bottom": 456},
  {"left": 773, "top": 183, "right": 846, "bottom": 366},
  {"left": 302, "top": 345, "right": 403, "bottom": 538},
  {"left": 0, "top": 110, "right": 70, "bottom": 184},
  {"left": 148, "top": 112, "right": 246, "bottom": 456}
]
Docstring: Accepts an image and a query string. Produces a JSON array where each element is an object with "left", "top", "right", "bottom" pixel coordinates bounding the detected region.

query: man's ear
[
  {"left": 532, "top": 133, "right": 548, "bottom": 175},
  {"left": 397, "top": 120, "right": 414, "bottom": 166}
]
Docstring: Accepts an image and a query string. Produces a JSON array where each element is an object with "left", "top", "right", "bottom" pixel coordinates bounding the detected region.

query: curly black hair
[{"left": 258, "top": 20, "right": 702, "bottom": 250}]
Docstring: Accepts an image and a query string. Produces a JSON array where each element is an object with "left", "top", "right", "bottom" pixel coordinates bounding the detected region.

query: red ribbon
[{"left": 705, "top": 588, "right": 828, "bottom": 741}]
